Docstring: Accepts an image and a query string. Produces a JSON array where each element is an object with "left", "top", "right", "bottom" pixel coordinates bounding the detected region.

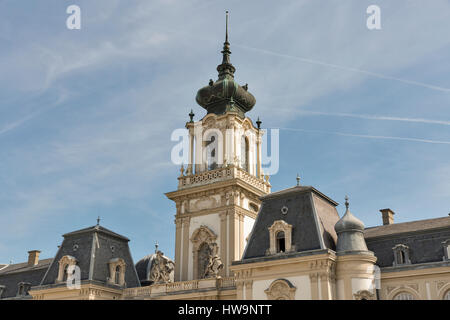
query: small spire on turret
[
  {"left": 345, "top": 195, "right": 349, "bottom": 210},
  {"left": 296, "top": 173, "right": 301, "bottom": 186},
  {"left": 256, "top": 117, "right": 262, "bottom": 130}
]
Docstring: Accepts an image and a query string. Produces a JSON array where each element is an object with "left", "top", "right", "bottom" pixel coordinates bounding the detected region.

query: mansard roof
[
  {"left": 364, "top": 216, "right": 450, "bottom": 268},
  {"left": 39, "top": 224, "right": 140, "bottom": 288},
  {"left": 0, "top": 259, "right": 52, "bottom": 299},
  {"left": 242, "top": 185, "right": 341, "bottom": 260}
]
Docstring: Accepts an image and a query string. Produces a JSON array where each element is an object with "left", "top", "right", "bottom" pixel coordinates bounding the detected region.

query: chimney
[
  {"left": 27, "top": 250, "right": 41, "bottom": 267},
  {"left": 380, "top": 208, "right": 395, "bottom": 225}
]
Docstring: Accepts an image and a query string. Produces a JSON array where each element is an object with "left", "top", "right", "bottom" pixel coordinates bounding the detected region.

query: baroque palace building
[{"left": 1, "top": 17, "right": 450, "bottom": 301}]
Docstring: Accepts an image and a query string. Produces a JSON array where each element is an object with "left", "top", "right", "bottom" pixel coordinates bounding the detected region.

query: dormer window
[
  {"left": 392, "top": 244, "right": 411, "bottom": 266},
  {"left": 56, "top": 255, "right": 77, "bottom": 284},
  {"left": 115, "top": 266, "right": 121, "bottom": 285},
  {"left": 63, "top": 264, "right": 69, "bottom": 282},
  {"left": 442, "top": 239, "right": 450, "bottom": 261},
  {"left": 267, "top": 220, "right": 294, "bottom": 255},
  {"left": 16, "top": 282, "right": 31, "bottom": 297},
  {"left": 276, "top": 231, "right": 286, "bottom": 253},
  {"left": 108, "top": 258, "right": 126, "bottom": 286}
]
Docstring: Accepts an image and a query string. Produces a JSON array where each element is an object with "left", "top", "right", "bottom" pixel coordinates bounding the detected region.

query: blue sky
[{"left": 0, "top": 0, "right": 449, "bottom": 264}]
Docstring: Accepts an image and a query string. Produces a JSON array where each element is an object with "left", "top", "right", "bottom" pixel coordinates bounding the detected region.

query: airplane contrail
[
  {"left": 277, "top": 127, "right": 450, "bottom": 145},
  {"left": 297, "top": 110, "right": 450, "bottom": 126},
  {"left": 235, "top": 44, "right": 450, "bottom": 93}
]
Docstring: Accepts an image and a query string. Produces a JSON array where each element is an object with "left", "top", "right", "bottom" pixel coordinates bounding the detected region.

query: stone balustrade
[
  {"left": 122, "top": 277, "right": 236, "bottom": 299},
  {"left": 178, "top": 165, "right": 271, "bottom": 193}
]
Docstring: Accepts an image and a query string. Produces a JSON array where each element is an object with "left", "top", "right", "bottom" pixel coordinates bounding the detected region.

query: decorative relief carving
[
  {"left": 191, "top": 226, "right": 219, "bottom": 279},
  {"left": 149, "top": 251, "right": 175, "bottom": 284},
  {"left": 264, "top": 279, "right": 296, "bottom": 300},
  {"left": 203, "top": 243, "right": 224, "bottom": 279},
  {"left": 354, "top": 290, "right": 375, "bottom": 300}
]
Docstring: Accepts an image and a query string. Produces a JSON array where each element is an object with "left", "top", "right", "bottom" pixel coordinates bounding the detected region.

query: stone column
[
  {"left": 194, "top": 123, "right": 203, "bottom": 173},
  {"left": 309, "top": 273, "right": 319, "bottom": 300},
  {"left": 182, "top": 217, "right": 191, "bottom": 281},
  {"left": 188, "top": 127, "right": 194, "bottom": 174},
  {"left": 219, "top": 211, "right": 228, "bottom": 277},
  {"left": 239, "top": 213, "right": 244, "bottom": 258},
  {"left": 245, "top": 280, "right": 253, "bottom": 300},
  {"left": 256, "top": 133, "right": 262, "bottom": 178},
  {"left": 174, "top": 217, "right": 183, "bottom": 282}
]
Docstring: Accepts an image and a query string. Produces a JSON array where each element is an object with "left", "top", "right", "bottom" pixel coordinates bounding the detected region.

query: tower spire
[
  {"left": 217, "top": 11, "right": 235, "bottom": 80},
  {"left": 225, "top": 10, "right": 229, "bottom": 43}
]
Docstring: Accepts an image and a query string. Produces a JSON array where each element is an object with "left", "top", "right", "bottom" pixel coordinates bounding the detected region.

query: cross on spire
[
  {"left": 345, "top": 195, "right": 349, "bottom": 210},
  {"left": 96, "top": 216, "right": 101, "bottom": 226}
]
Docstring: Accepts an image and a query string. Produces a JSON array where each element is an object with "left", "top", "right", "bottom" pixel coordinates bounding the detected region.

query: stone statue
[
  {"left": 149, "top": 250, "right": 175, "bottom": 284},
  {"left": 203, "top": 243, "right": 223, "bottom": 279}
]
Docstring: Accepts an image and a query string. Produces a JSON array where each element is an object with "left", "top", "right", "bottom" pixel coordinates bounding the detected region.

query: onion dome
[
  {"left": 335, "top": 196, "right": 370, "bottom": 255},
  {"left": 195, "top": 12, "right": 256, "bottom": 118},
  {"left": 335, "top": 196, "right": 365, "bottom": 233}
]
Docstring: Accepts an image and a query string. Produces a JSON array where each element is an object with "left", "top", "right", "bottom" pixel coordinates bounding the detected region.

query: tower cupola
[{"left": 195, "top": 11, "right": 256, "bottom": 118}]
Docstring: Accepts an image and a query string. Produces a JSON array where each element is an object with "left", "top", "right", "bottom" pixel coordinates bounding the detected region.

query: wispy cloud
[
  {"left": 297, "top": 111, "right": 450, "bottom": 126},
  {"left": 278, "top": 127, "right": 450, "bottom": 145},
  {"left": 235, "top": 44, "right": 450, "bottom": 93}
]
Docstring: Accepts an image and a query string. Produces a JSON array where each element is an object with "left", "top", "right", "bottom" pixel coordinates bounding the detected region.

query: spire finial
[
  {"left": 96, "top": 216, "right": 101, "bottom": 226},
  {"left": 345, "top": 195, "right": 349, "bottom": 210},
  {"left": 296, "top": 173, "right": 301, "bottom": 186},
  {"left": 217, "top": 11, "right": 235, "bottom": 79},
  {"left": 155, "top": 241, "right": 159, "bottom": 253},
  {"left": 256, "top": 117, "right": 262, "bottom": 130},
  {"left": 225, "top": 11, "right": 229, "bottom": 43}
]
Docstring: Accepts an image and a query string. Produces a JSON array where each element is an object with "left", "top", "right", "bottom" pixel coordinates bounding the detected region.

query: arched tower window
[
  {"left": 241, "top": 136, "right": 249, "bottom": 172},
  {"left": 198, "top": 242, "right": 211, "bottom": 279},
  {"left": 276, "top": 231, "right": 285, "bottom": 253},
  {"left": 206, "top": 135, "right": 218, "bottom": 171}
]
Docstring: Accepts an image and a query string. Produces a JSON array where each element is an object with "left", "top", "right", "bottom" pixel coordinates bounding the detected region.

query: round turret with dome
[
  {"left": 334, "top": 196, "right": 371, "bottom": 255},
  {"left": 195, "top": 12, "right": 256, "bottom": 118}
]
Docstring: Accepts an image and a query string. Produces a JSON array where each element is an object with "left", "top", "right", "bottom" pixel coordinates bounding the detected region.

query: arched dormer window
[
  {"left": 276, "top": 231, "right": 285, "bottom": 253},
  {"left": 392, "top": 244, "right": 411, "bottom": 266},
  {"left": 267, "top": 220, "right": 294, "bottom": 255},
  {"left": 63, "top": 264, "right": 69, "bottom": 282},
  {"left": 442, "top": 239, "right": 450, "bottom": 261},
  {"left": 240, "top": 136, "right": 249, "bottom": 172},
  {"left": 108, "top": 258, "right": 126, "bottom": 286},
  {"left": 56, "top": 255, "right": 77, "bottom": 284},
  {"left": 115, "top": 266, "right": 121, "bottom": 285}
]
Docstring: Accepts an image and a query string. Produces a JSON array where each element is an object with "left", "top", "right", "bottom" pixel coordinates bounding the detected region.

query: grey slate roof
[
  {"left": 364, "top": 216, "right": 450, "bottom": 238},
  {"left": 364, "top": 216, "right": 450, "bottom": 268},
  {"left": 0, "top": 224, "right": 141, "bottom": 299},
  {"left": 0, "top": 258, "right": 52, "bottom": 299},
  {"left": 39, "top": 224, "right": 140, "bottom": 288},
  {"left": 242, "top": 185, "right": 340, "bottom": 260}
]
